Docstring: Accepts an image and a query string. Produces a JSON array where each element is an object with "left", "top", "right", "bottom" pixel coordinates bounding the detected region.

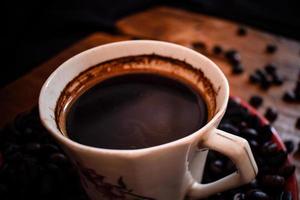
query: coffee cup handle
[{"left": 187, "top": 128, "right": 258, "bottom": 198}]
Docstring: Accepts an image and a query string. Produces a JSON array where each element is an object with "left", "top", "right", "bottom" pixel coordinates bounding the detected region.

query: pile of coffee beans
[
  {"left": 282, "top": 72, "right": 300, "bottom": 103},
  {"left": 0, "top": 108, "right": 88, "bottom": 200},
  {"left": 201, "top": 98, "right": 295, "bottom": 200},
  {"left": 0, "top": 99, "right": 296, "bottom": 200},
  {"left": 249, "top": 64, "right": 284, "bottom": 90}
]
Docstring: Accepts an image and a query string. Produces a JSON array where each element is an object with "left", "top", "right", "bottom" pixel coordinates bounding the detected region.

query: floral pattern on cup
[{"left": 76, "top": 162, "right": 155, "bottom": 200}]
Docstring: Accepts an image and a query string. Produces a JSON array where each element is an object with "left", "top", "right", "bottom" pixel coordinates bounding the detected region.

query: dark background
[{"left": 3, "top": 0, "right": 300, "bottom": 87}]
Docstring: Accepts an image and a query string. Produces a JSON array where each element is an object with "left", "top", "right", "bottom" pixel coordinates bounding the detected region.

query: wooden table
[{"left": 1, "top": 6, "right": 300, "bottom": 193}]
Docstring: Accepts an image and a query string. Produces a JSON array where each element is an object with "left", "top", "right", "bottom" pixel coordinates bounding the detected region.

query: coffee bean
[
  {"left": 255, "top": 69, "right": 267, "bottom": 78},
  {"left": 225, "top": 49, "right": 241, "bottom": 65},
  {"left": 249, "top": 140, "right": 260, "bottom": 151},
  {"left": 264, "top": 64, "right": 277, "bottom": 74},
  {"left": 192, "top": 41, "right": 207, "bottom": 51},
  {"left": 249, "top": 95, "right": 263, "bottom": 108},
  {"left": 248, "top": 179, "right": 259, "bottom": 189},
  {"left": 262, "top": 175, "right": 285, "bottom": 188},
  {"left": 267, "top": 150, "right": 288, "bottom": 166},
  {"left": 282, "top": 91, "right": 296, "bottom": 102},
  {"left": 249, "top": 73, "right": 261, "bottom": 84},
  {"left": 41, "top": 144, "right": 60, "bottom": 156},
  {"left": 212, "top": 45, "right": 223, "bottom": 55},
  {"left": 209, "top": 159, "right": 224, "bottom": 175},
  {"left": 266, "top": 44, "right": 277, "bottom": 54},
  {"left": 261, "top": 141, "right": 278, "bottom": 155},
  {"left": 247, "top": 115, "right": 262, "bottom": 130},
  {"left": 219, "top": 123, "right": 239, "bottom": 135},
  {"left": 237, "top": 26, "right": 247, "bottom": 36},
  {"left": 225, "top": 160, "right": 235, "bottom": 173},
  {"left": 296, "top": 118, "right": 300, "bottom": 129},
  {"left": 233, "top": 192, "right": 245, "bottom": 200},
  {"left": 264, "top": 107, "right": 278, "bottom": 123},
  {"left": 271, "top": 74, "right": 284, "bottom": 86},
  {"left": 260, "top": 125, "right": 273, "bottom": 141},
  {"left": 49, "top": 153, "right": 69, "bottom": 166},
  {"left": 232, "top": 64, "right": 244, "bottom": 74},
  {"left": 278, "top": 165, "right": 296, "bottom": 178},
  {"left": 3, "top": 144, "right": 20, "bottom": 157},
  {"left": 278, "top": 191, "right": 293, "bottom": 200},
  {"left": 283, "top": 140, "right": 294, "bottom": 154},
  {"left": 259, "top": 77, "right": 272, "bottom": 90},
  {"left": 242, "top": 128, "right": 259, "bottom": 139},
  {"left": 25, "top": 143, "right": 41, "bottom": 154},
  {"left": 245, "top": 189, "right": 270, "bottom": 200}
]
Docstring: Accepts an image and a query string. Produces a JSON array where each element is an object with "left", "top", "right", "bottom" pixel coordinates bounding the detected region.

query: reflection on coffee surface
[{"left": 66, "top": 73, "right": 208, "bottom": 149}]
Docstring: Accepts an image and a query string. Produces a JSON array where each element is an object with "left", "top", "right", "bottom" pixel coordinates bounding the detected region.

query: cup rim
[{"left": 39, "top": 40, "right": 229, "bottom": 157}]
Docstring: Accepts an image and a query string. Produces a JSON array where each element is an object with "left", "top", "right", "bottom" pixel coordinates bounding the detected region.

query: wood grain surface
[
  {"left": 1, "top": 5, "right": 300, "bottom": 194},
  {"left": 0, "top": 33, "right": 129, "bottom": 127},
  {"left": 117, "top": 6, "right": 300, "bottom": 187}
]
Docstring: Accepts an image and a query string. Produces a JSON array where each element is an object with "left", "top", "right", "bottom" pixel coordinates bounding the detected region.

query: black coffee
[{"left": 66, "top": 73, "right": 207, "bottom": 149}]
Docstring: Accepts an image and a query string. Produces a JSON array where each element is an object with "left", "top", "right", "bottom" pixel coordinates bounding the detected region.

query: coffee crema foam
[{"left": 56, "top": 54, "right": 217, "bottom": 136}]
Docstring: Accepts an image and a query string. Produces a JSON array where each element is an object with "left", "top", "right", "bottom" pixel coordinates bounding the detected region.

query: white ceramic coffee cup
[{"left": 39, "top": 40, "right": 258, "bottom": 200}]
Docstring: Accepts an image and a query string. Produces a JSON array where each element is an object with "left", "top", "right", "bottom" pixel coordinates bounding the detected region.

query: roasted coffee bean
[
  {"left": 232, "top": 64, "right": 244, "bottom": 74},
  {"left": 209, "top": 160, "right": 224, "bottom": 175},
  {"left": 242, "top": 128, "right": 259, "bottom": 139},
  {"left": 249, "top": 96, "right": 263, "bottom": 108},
  {"left": 259, "top": 77, "right": 272, "bottom": 90},
  {"left": 41, "top": 144, "right": 60, "bottom": 155},
  {"left": 282, "top": 91, "right": 296, "bottom": 102},
  {"left": 255, "top": 69, "right": 267, "bottom": 79},
  {"left": 49, "top": 153, "right": 69, "bottom": 166},
  {"left": 261, "top": 175, "right": 285, "bottom": 188},
  {"left": 266, "top": 150, "right": 288, "bottom": 166},
  {"left": 192, "top": 41, "right": 207, "bottom": 51},
  {"left": 259, "top": 124, "right": 273, "bottom": 141},
  {"left": 296, "top": 118, "right": 300, "bottom": 129},
  {"left": 264, "top": 107, "right": 278, "bottom": 123},
  {"left": 278, "top": 191, "right": 293, "bottom": 200},
  {"left": 212, "top": 45, "right": 223, "bottom": 55},
  {"left": 249, "top": 73, "right": 261, "bottom": 84},
  {"left": 3, "top": 144, "right": 20, "bottom": 156},
  {"left": 248, "top": 179, "right": 259, "bottom": 189},
  {"left": 261, "top": 141, "right": 278, "bottom": 155},
  {"left": 225, "top": 160, "right": 235, "bottom": 173},
  {"left": 25, "top": 143, "right": 41, "bottom": 154},
  {"left": 271, "top": 74, "right": 284, "bottom": 86},
  {"left": 249, "top": 139, "right": 260, "bottom": 151},
  {"left": 278, "top": 165, "right": 296, "bottom": 178},
  {"left": 219, "top": 123, "right": 239, "bottom": 135},
  {"left": 237, "top": 26, "right": 247, "bottom": 36},
  {"left": 283, "top": 140, "right": 294, "bottom": 154},
  {"left": 264, "top": 64, "right": 277, "bottom": 74},
  {"left": 266, "top": 44, "right": 278, "bottom": 54},
  {"left": 233, "top": 192, "right": 245, "bottom": 200},
  {"left": 247, "top": 115, "right": 262, "bottom": 130},
  {"left": 225, "top": 49, "right": 241, "bottom": 65},
  {"left": 245, "top": 189, "right": 270, "bottom": 200}
]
